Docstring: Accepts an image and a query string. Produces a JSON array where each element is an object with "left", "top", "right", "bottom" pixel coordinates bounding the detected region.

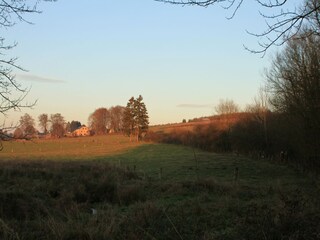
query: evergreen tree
[
  {"left": 123, "top": 95, "right": 149, "bottom": 141},
  {"left": 123, "top": 97, "right": 136, "bottom": 140},
  {"left": 70, "top": 121, "right": 82, "bottom": 132},
  {"left": 134, "top": 95, "right": 149, "bottom": 141}
]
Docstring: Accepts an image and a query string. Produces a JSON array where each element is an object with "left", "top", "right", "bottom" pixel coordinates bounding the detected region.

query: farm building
[{"left": 72, "top": 126, "right": 91, "bottom": 137}]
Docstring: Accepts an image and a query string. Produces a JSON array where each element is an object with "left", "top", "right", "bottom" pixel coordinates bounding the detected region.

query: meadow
[
  {"left": 0, "top": 135, "right": 319, "bottom": 239},
  {"left": 0, "top": 135, "right": 143, "bottom": 161}
]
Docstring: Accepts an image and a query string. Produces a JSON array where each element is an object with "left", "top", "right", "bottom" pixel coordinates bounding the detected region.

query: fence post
[{"left": 193, "top": 147, "right": 199, "bottom": 181}]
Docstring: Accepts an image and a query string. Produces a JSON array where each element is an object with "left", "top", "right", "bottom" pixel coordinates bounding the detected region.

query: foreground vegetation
[{"left": 0, "top": 135, "right": 319, "bottom": 239}]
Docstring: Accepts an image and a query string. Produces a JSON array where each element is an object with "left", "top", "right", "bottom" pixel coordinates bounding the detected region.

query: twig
[{"left": 162, "top": 208, "right": 184, "bottom": 240}]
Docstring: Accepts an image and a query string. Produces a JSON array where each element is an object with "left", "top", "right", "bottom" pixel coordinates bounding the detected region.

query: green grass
[
  {"left": 99, "top": 143, "right": 309, "bottom": 186},
  {"left": 0, "top": 135, "right": 319, "bottom": 239}
]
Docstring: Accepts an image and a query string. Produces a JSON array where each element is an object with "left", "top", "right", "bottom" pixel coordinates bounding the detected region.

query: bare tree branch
[
  {"left": 156, "top": 0, "right": 320, "bottom": 55},
  {"left": 155, "top": 0, "right": 223, "bottom": 7},
  {"left": 0, "top": 1, "right": 54, "bottom": 143}
]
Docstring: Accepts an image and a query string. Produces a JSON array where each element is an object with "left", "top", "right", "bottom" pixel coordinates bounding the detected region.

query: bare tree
[
  {"left": 50, "top": 113, "right": 64, "bottom": 125},
  {"left": 38, "top": 113, "right": 49, "bottom": 134},
  {"left": 0, "top": 1, "right": 55, "bottom": 147},
  {"left": 0, "top": 37, "right": 34, "bottom": 115},
  {"left": 109, "top": 105, "right": 125, "bottom": 133},
  {"left": 50, "top": 113, "right": 65, "bottom": 138},
  {"left": 156, "top": 0, "right": 320, "bottom": 55},
  {"left": 19, "top": 113, "right": 36, "bottom": 137},
  {"left": 0, "top": 1, "right": 55, "bottom": 115},
  {"left": 246, "top": 87, "right": 270, "bottom": 115},
  {"left": 13, "top": 127, "right": 23, "bottom": 139},
  {"left": 88, "top": 108, "right": 111, "bottom": 135},
  {"left": 215, "top": 98, "right": 239, "bottom": 133},
  {"left": 266, "top": 32, "right": 320, "bottom": 162},
  {"left": 215, "top": 98, "right": 239, "bottom": 115},
  {"left": 246, "top": 87, "right": 270, "bottom": 149}
]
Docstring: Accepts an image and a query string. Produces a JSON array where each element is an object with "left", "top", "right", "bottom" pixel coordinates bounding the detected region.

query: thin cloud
[
  {"left": 177, "top": 104, "right": 214, "bottom": 109},
  {"left": 16, "top": 73, "right": 66, "bottom": 84}
]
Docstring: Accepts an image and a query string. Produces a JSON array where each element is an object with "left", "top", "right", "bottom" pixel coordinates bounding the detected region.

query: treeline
[
  {"left": 88, "top": 95, "right": 149, "bottom": 140},
  {"left": 147, "top": 111, "right": 319, "bottom": 172},
  {"left": 148, "top": 31, "right": 320, "bottom": 173},
  {"left": 13, "top": 107, "right": 126, "bottom": 139},
  {"left": 88, "top": 106, "right": 125, "bottom": 135},
  {"left": 8, "top": 95, "right": 149, "bottom": 140}
]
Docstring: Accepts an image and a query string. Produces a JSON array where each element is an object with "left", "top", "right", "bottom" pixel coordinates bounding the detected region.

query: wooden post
[{"left": 193, "top": 147, "right": 199, "bottom": 181}]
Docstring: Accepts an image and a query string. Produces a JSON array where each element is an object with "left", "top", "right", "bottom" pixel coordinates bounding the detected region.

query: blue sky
[{"left": 3, "top": 0, "right": 289, "bottom": 127}]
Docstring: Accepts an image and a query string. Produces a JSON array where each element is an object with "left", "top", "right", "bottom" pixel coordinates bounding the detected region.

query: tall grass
[{"left": 0, "top": 135, "right": 319, "bottom": 239}]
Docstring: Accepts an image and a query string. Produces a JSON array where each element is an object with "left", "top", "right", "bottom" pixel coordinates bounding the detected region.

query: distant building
[{"left": 72, "top": 126, "right": 91, "bottom": 137}]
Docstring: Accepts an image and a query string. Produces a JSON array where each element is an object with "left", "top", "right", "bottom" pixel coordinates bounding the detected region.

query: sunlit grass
[{"left": 0, "top": 135, "right": 145, "bottom": 161}]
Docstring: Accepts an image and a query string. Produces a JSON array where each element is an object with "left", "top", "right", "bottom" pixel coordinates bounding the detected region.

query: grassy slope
[
  {"left": 0, "top": 135, "right": 319, "bottom": 239},
  {"left": 150, "top": 113, "right": 248, "bottom": 133}
]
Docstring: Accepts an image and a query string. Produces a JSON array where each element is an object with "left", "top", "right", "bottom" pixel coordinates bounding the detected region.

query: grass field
[
  {"left": 0, "top": 135, "right": 143, "bottom": 161},
  {"left": 0, "top": 135, "right": 319, "bottom": 239}
]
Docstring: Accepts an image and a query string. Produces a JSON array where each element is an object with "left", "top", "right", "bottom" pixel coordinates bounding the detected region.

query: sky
[{"left": 1, "top": 0, "right": 295, "bottom": 128}]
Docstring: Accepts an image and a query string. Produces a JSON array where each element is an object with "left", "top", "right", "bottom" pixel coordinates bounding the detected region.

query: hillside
[{"left": 151, "top": 113, "right": 249, "bottom": 133}]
